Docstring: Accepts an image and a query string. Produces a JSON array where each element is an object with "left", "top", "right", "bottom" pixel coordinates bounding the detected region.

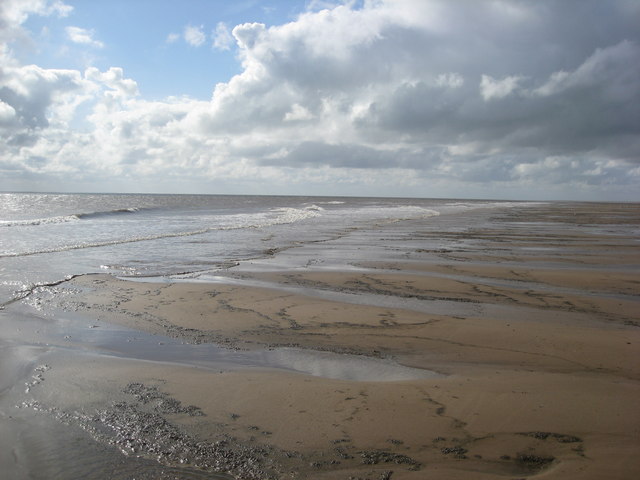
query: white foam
[
  {"left": 0, "top": 215, "right": 79, "bottom": 227},
  {"left": 269, "top": 205, "right": 324, "bottom": 225},
  {"left": 0, "top": 205, "right": 326, "bottom": 259}
]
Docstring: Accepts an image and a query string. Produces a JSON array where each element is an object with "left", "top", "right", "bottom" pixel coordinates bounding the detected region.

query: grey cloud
[
  {"left": 502, "top": 41, "right": 640, "bottom": 158},
  {"left": 361, "top": 40, "right": 640, "bottom": 162},
  {"left": 260, "top": 141, "right": 446, "bottom": 171},
  {"left": 0, "top": 85, "right": 50, "bottom": 129},
  {"left": 0, "top": 66, "right": 85, "bottom": 139},
  {"left": 418, "top": 152, "right": 638, "bottom": 188},
  {"left": 360, "top": 80, "right": 468, "bottom": 139},
  {"left": 260, "top": 142, "right": 394, "bottom": 169},
  {"left": 5, "top": 131, "right": 39, "bottom": 147}
]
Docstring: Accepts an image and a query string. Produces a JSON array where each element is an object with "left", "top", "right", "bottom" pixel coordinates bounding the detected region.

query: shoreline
[{"left": 2, "top": 202, "right": 639, "bottom": 479}]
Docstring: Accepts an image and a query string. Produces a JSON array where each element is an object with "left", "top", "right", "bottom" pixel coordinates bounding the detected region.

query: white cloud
[
  {"left": 284, "top": 104, "right": 314, "bottom": 122},
  {"left": 65, "top": 26, "right": 104, "bottom": 48},
  {"left": 212, "top": 22, "right": 234, "bottom": 51},
  {"left": 184, "top": 24, "right": 206, "bottom": 47},
  {"left": 232, "top": 22, "right": 266, "bottom": 51},
  {"left": 0, "top": 100, "right": 17, "bottom": 123},
  {"left": 0, "top": 0, "right": 71, "bottom": 26},
  {"left": 0, "top": 63, "right": 88, "bottom": 131},
  {"left": 166, "top": 32, "right": 180, "bottom": 44},
  {"left": 85, "top": 67, "right": 139, "bottom": 99},
  {"left": 480, "top": 75, "right": 524, "bottom": 100},
  {"left": 0, "top": 0, "right": 71, "bottom": 53},
  {"left": 435, "top": 73, "right": 464, "bottom": 89}
]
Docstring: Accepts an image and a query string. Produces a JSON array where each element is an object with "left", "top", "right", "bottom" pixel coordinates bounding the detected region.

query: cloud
[
  {"left": 65, "top": 26, "right": 104, "bottom": 48},
  {"left": 85, "top": 66, "right": 139, "bottom": 98},
  {"left": 283, "top": 103, "right": 314, "bottom": 122},
  {"left": 0, "top": 100, "right": 17, "bottom": 123},
  {"left": 0, "top": 0, "right": 72, "bottom": 29},
  {"left": 166, "top": 32, "right": 180, "bottom": 44},
  {"left": 1, "top": 0, "right": 639, "bottom": 199},
  {"left": 0, "top": 63, "right": 88, "bottom": 134},
  {"left": 212, "top": 22, "right": 234, "bottom": 51},
  {"left": 480, "top": 75, "right": 524, "bottom": 100},
  {"left": 435, "top": 73, "right": 464, "bottom": 89},
  {"left": 359, "top": 37, "right": 640, "bottom": 161},
  {"left": 262, "top": 142, "right": 398, "bottom": 169},
  {"left": 0, "top": 0, "right": 71, "bottom": 51},
  {"left": 533, "top": 40, "right": 639, "bottom": 100},
  {"left": 184, "top": 24, "right": 206, "bottom": 47}
]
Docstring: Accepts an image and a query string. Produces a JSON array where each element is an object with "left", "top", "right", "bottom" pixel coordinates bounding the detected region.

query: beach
[{"left": 1, "top": 199, "right": 639, "bottom": 479}]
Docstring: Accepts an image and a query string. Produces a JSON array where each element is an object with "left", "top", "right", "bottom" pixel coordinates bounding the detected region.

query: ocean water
[{"left": 0, "top": 192, "right": 513, "bottom": 305}]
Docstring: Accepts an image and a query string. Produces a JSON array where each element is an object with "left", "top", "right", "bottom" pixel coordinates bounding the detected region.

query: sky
[{"left": 1, "top": 0, "right": 639, "bottom": 200}]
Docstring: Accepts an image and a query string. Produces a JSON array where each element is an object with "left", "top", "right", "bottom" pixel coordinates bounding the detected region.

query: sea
[{"left": 0, "top": 192, "right": 520, "bottom": 306}]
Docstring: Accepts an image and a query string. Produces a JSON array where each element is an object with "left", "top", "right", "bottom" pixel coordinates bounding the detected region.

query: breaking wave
[
  {"left": 75, "top": 208, "right": 141, "bottom": 220},
  {"left": 0, "top": 207, "right": 142, "bottom": 227},
  {"left": 0, "top": 205, "right": 324, "bottom": 258}
]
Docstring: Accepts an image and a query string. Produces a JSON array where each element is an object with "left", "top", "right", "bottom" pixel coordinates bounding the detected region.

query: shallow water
[{"left": 1, "top": 302, "right": 439, "bottom": 382}]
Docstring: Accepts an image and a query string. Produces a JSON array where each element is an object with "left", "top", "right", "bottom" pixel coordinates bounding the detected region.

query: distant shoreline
[{"left": 5, "top": 190, "right": 639, "bottom": 203}]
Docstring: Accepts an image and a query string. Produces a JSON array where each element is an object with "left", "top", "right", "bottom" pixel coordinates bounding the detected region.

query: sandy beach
[{"left": 4, "top": 202, "right": 639, "bottom": 479}]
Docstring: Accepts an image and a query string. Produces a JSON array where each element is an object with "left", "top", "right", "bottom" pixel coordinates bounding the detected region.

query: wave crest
[
  {"left": 1, "top": 207, "right": 143, "bottom": 227},
  {"left": 0, "top": 205, "right": 324, "bottom": 258}
]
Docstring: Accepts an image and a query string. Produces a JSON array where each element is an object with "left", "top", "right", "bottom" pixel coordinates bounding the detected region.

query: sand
[{"left": 8, "top": 202, "right": 640, "bottom": 479}]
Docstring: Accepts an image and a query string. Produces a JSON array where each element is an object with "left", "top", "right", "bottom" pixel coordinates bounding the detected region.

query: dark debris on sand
[
  {"left": 86, "top": 383, "right": 284, "bottom": 480},
  {"left": 359, "top": 450, "right": 421, "bottom": 470},
  {"left": 123, "top": 382, "right": 204, "bottom": 417},
  {"left": 440, "top": 445, "right": 468, "bottom": 458},
  {"left": 515, "top": 453, "right": 556, "bottom": 470},
  {"left": 519, "top": 431, "right": 582, "bottom": 443}
]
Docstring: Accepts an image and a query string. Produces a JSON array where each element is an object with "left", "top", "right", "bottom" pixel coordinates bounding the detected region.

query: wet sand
[{"left": 4, "top": 202, "right": 640, "bottom": 479}]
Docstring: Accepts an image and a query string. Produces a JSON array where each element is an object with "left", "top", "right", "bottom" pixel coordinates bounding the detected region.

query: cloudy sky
[{"left": 1, "top": 0, "right": 639, "bottom": 200}]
